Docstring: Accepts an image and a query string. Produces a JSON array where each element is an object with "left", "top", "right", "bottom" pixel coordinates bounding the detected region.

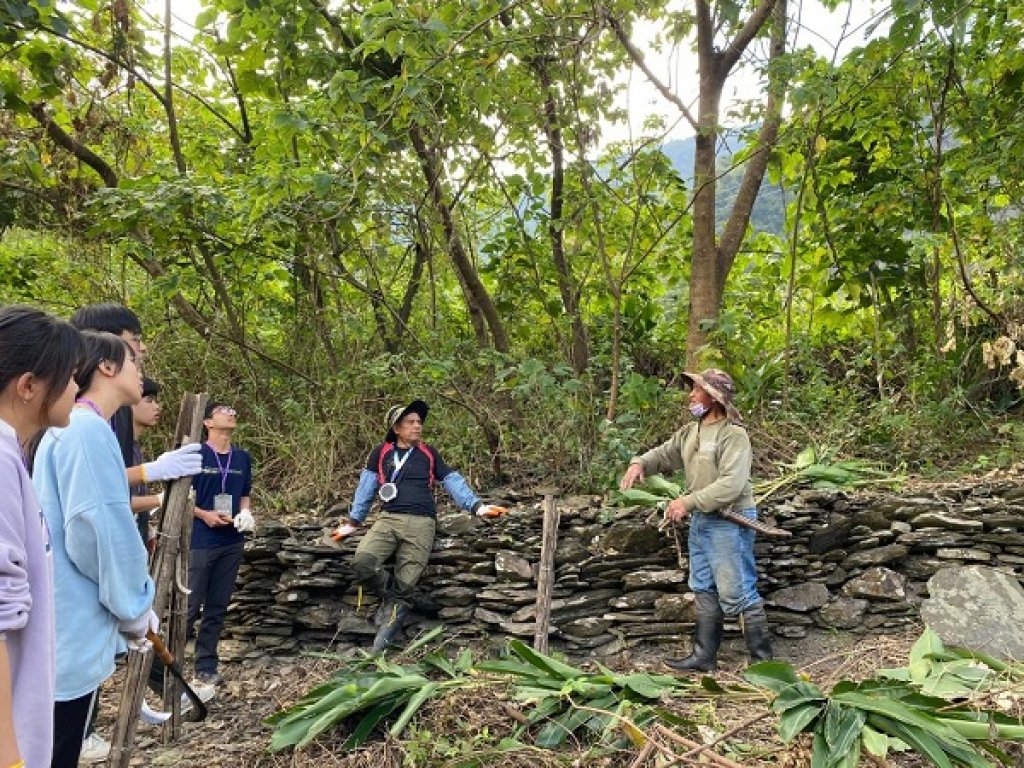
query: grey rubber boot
[
  {"left": 741, "top": 602, "right": 773, "bottom": 663},
  {"left": 664, "top": 592, "right": 724, "bottom": 673},
  {"left": 371, "top": 597, "right": 412, "bottom": 652}
]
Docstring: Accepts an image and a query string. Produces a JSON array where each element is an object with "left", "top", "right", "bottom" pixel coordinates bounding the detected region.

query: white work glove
[
  {"left": 475, "top": 504, "right": 507, "bottom": 519},
  {"left": 331, "top": 520, "right": 360, "bottom": 541},
  {"left": 142, "top": 442, "right": 202, "bottom": 482},
  {"left": 233, "top": 508, "right": 255, "bottom": 533},
  {"left": 119, "top": 608, "right": 159, "bottom": 651}
]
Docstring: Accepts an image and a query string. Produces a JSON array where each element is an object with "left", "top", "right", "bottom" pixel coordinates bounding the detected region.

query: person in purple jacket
[{"left": 0, "top": 305, "right": 84, "bottom": 768}]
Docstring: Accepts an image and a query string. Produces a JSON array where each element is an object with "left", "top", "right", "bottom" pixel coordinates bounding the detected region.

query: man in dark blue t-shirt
[
  {"left": 332, "top": 399, "right": 505, "bottom": 650},
  {"left": 188, "top": 401, "right": 255, "bottom": 685}
]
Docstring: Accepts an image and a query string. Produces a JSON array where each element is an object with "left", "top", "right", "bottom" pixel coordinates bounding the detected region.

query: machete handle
[{"left": 147, "top": 630, "right": 175, "bottom": 666}]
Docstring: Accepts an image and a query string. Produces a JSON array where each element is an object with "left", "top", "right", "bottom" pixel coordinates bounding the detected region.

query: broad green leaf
[
  {"left": 823, "top": 702, "right": 866, "bottom": 756},
  {"left": 773, "top": 681, "right": 827, "bottom": 714},
  {"left": 779, "top": 701, "right": 824, "bottom": 743},
  {"left": 861, "top": 724, "right": 891, "bottom": 757},
  {"left": 508, "top": 639, "right": 585, "bottom": 680},
  {"left": 389, "top": 681, "right": 440, "bottom": 736},
  {"left": 343, "top": 697, "right": 402, "bottom": 748},
  {"left": 744, "top": 660, "right": 802, "bottom": 693},
  {"left": 620, "top": 673, "right": 676, "bottom": 699}
]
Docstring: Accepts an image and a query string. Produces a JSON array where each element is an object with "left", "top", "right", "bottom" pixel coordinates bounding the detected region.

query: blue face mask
[{"left": 688, "top": 403, "right": 708, "bottom": 419}]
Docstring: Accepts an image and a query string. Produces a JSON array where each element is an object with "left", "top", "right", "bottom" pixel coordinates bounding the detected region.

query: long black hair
[
  {"left": 75, "top": 330, "right": 131, "bottom": 393},
  {"left": 0, "top": 305, "right": 84, "bottom": 418}
]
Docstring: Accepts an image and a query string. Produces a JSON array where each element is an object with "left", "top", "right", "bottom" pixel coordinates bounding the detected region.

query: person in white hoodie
[
  {"left": 0, "top": 306, "right": 83, "bottom": 768},
  {"left": 32, "top": 331, "right": 161, "bottom": 768}
]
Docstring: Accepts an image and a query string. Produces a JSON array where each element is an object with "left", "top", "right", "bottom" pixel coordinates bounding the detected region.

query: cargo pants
[{"left": 351, "top": 512, "right": 436, "bottom": 600}]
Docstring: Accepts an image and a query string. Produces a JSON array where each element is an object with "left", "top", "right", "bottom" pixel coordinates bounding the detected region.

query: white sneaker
[
  {"left": 79, "top": 732, "right": 111, "bottom": 763},
  {"left": 179, "top": 681, "right": 217, "bottom": 714}
]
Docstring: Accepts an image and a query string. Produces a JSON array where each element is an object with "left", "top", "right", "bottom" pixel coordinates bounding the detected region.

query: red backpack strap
[
  {"left": 417, "top": 443, "right": 435, "bottom": 488},
  {"left": 377, "top": 442, "right": 395, "bottom": 484}
]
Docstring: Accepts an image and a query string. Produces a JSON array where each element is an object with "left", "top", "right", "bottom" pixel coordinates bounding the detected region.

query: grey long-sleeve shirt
[{"left": 631, "top": 418, "right": 755, "bottom": 514}]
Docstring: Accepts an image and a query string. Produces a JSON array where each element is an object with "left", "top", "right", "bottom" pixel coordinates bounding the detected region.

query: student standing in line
[
  {"left": 130, "top": 377, "right": 163, "bottom": 552},
  {"left": 0, "top": 306, "right": 83, "bottom": 768},
  {"left": 69, "top": 304, "right": 202, "bottom": 489},
  {"left": 69, "top": 304, "right": 202, "bottom": 762},
  {"left": 188, "top": 401, "right": 255, "bottom": 686},
  {"left": 32, "top": 331, "right": 160, "bottom": 768}
]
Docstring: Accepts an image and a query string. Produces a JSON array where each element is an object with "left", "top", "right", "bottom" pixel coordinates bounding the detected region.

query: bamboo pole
[
  {"left": 533, "top": 495, "right": 559, "bottom": 653},
  {"left": 163, "top": 474, "right": 194, "bottom": 742},
  {"left": 108, "top": 393, "right": 207, "bottom": 767}
]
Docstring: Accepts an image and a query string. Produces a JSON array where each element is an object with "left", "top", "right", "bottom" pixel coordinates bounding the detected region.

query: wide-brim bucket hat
[
  {"left": 384, "top": 399, "right": 429, "bottom": 443},
  {"left": 681, "top": 368, "right": 742, "bottom": 421}
]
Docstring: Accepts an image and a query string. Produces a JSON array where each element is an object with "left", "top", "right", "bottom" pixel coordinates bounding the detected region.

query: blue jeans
[
  {"left": 687, "top": 508, "right": 762, "bottom": 616},
  {"left": 188, "top": 542, "right": 244, "bottom": 675}
]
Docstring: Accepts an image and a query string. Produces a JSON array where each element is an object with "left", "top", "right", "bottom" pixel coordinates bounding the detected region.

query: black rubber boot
[
  {"left": 371, "top": 597, "right": 412, "bottom": 652},
  {"left": 741, "top": 603, "right": 773, "bottom": 663},
  {"left": 407, "top": 590, "right": 441, "bottom": 617},
  {"left": 664, "top": 592, "right": 724, "bottom": 673},
  {"left": 353, "top": 568, "right": 389, "bottom": 599}
]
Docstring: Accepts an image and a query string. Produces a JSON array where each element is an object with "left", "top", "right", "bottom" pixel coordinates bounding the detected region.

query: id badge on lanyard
[
  {"left": 379, "top": 447, "right": 413, "bottom": 502},
  {"left": 214, "top": 493, "right": 233, "bottom": 516},
  {"left": 210, "top": 445, "right": 234, "bottom": 517}
]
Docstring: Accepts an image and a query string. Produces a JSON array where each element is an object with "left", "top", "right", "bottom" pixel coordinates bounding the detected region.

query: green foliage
[
  {"left": 268, "top": 631, "right": 700, "bottom": 754},
  {"left": 748, "top": 628, "right": 1024, "bottom": 767},
  {"left": 3, "top": 0, "right": 1024, "bottom": 496},
  {"left": 272, "top": 627, "right": 1024, "bottom": 765}
]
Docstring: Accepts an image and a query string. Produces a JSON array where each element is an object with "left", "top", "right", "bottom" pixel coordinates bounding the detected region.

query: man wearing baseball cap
[
  {"left": 620, "top": 368, "right": 772, "bottom": 672},
  {"left": 332, "top": 399, "right": 505, "bottom": 651}
]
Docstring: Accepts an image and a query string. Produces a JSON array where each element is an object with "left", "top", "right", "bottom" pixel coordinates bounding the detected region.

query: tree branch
[
  {"left": 29, "top": 103, "right": 118, "bottom": 187},
  {"left": 720, "top": 0, "right": 779, "bottom": 75},
  {"left": 603, "top": 10, "right": 699, "bottom": 133},
  {"left": 717, "top": 0, "right": 788, "bottom": 276}
]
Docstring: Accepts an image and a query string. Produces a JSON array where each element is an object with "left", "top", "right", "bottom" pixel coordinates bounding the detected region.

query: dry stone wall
[{"left": 225, "top": 479, "right": 1024, "bottom": 655}]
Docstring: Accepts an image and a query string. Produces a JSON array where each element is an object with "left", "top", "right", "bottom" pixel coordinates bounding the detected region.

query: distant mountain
[{"left": 661, "top": 136, "right": 786, "bottom": 236}]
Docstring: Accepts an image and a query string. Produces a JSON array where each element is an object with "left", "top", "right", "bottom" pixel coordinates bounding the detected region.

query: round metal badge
[{"left": 378, "top": 482, "right": 398, "bottom": 502}]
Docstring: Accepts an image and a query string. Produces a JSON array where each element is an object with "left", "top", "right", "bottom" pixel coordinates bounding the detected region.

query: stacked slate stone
[
  {"left": 761, "top": 481, "right": 1024, "bottom": 638},
  {"left": 222, "top": 480, "right": 1024, "bottom": 653}
]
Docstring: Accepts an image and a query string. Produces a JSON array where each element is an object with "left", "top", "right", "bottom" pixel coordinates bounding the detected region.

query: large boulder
[{"left": 920, "top": 565, "right": 1024, "bottom": 660}]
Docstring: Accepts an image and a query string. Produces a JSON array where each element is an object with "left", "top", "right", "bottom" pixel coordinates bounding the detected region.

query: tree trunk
[
  {"left": 684, "top": 0, "right": 784, "bottom": 368},
  {"left": 409, "top": 124, "right": 510, "bottom": 352},
  {"left": 536, "top": 56, "right": 589, "bottom": 374}
]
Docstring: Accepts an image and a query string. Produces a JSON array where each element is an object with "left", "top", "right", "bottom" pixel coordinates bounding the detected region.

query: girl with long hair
[
  {"left": 0, "top": 305, "right": 83, "bottom": 768},
  {"left": 32, "top": 330, "right": 158, "bottom": 768}
]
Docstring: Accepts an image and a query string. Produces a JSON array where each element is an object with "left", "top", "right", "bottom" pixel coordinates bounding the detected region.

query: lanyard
[
  {"left": 75, "top": 398, "right": 114, "bottom": 431},
  {"left": 207, "top": 443, "right": 233, "bottom": 494},
  {"left": 390, "top": 447, "right": 414, "bottom": 482}
]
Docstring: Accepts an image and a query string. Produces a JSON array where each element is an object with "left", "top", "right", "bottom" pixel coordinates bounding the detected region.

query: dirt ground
[{"left": 89, "top": 623, "right": 951, "bottom": 767}]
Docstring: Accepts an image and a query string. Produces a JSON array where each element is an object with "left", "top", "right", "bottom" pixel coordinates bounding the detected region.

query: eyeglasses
[{"left": 212, "top": 406, "right": 236, "bottom": 416}]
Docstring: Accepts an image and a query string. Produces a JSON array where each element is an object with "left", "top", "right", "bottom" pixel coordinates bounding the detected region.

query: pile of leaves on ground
[{"left": 262, "top": 627, "right": 1024, "bottom": 767}]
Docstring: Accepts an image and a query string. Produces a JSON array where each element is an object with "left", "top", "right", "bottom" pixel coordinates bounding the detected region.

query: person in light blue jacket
[{"left": 32, "top": 331, "right": 159, "bottom": 768}]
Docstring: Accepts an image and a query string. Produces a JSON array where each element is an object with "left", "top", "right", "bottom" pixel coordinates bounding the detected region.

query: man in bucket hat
[
  {"left": 620, "top": 368, "right": 772, "bottom": 672},
  {"left": 332, "top": 399, "right": 505, "bottom": 650}
]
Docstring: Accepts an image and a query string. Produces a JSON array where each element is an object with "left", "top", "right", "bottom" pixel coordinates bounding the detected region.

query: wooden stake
[
  {"left": 533, "top": 494, "right": 559, "bottom": 653},
  {"left": 163, "top": 469, "right": 194, "bottom": 743},
  {"left": 107, "top": 393, "right": 207, "bottom": 767}
]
